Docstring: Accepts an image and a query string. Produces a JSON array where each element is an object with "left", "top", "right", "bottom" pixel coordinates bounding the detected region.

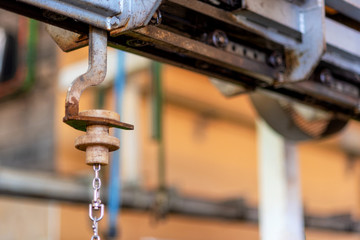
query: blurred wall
[
  {"left": 0, "top": 10, "right": 59, "bottom": 240},
  {"left": 55, "top": 47, "right": 360, "bottom": 239},
  {"left": 0, "top": 13, "right": 359, "bottom": 239},
  {"left": 0, "top": 10, "right": 57, "bottom": 171}
]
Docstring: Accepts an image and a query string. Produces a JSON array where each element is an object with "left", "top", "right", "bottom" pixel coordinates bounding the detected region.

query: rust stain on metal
[
  {"left": 64, "top": 97, "right": 79, "bottom": 117},
  {"left": 110, "top": 18, "right": 130, "bottom": 37},
  {"left": 285, "top": 49, "right": 299, "bottom": 73},
  {"left": 64, "top": 27, "right": 107, "bottom": 124},
  {"left": 46, "top": 24, "right": 89, "bottom": 52}
]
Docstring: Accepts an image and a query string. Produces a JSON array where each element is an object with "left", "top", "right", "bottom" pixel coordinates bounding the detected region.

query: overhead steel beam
[
  {"left": 326, "top": 0, "right": 360, "bottom": 23},
  {"left": 16, "top": 0, "right": 161, "bottom": 32}
]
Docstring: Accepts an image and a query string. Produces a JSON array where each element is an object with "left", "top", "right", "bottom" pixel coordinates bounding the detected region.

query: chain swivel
[{"left": 89, "top": 164, "right": 104, "bottom": 240}]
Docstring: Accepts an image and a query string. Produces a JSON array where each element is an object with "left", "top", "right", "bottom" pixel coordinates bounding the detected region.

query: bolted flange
[{"left": 74, "top": 109, "right": 121, "bottom": 165}]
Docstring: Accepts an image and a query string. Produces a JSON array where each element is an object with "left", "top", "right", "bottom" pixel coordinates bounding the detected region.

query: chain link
[{"left": 89, "top": 164, "right": 104, "bottom": 240}]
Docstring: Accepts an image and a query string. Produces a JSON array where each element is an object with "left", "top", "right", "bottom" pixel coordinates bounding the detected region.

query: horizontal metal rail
[{"left": 0, "top": 167, "right": 358, "bottom": 232}]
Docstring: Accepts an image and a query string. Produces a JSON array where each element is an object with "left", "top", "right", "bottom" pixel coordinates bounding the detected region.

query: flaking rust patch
[
  {"left": 65, "top": 97, "right": 79, "bottom": 117},
  {"left": 285, "top": 49, "right": 300, "bottom": 74}
]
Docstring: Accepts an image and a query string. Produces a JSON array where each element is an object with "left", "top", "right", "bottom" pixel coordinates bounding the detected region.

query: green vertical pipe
[
  {"left": 22, "top": 19, "right": 38, "bottom": 91},
  {"left": 152, "top": 61, "right": 162, "bottom": 140},
  {"left": 151, "top": 61, "right": 166, "bottom": 190},
  {"left": 95, "top": 87, "right": 106, "bottom": 109}
]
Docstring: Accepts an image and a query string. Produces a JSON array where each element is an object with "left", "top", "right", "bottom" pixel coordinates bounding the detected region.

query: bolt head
[
  {"left": 268, "top": 52, "right": 284, "bottom": 67},
  {"left": 211, "top": 30, "right": 228, "bottom": 48},
  {"left": 110, "top": 17, "right": 120, "bottom": 27},
  {"left": 320, "top": 69, "right": 333, "bottom": 84}
]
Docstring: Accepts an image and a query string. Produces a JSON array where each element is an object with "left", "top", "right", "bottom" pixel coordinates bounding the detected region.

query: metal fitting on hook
[
  {"left": 63, "top": 26, "right": 133, "bottom": 165},
  {"left": 75, "top": 110, "right": 121, "bottom": 165}
]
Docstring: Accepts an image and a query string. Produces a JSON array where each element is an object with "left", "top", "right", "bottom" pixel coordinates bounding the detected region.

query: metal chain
[{"left": 89, "top": 164, "right": 104, "bottom": 240}]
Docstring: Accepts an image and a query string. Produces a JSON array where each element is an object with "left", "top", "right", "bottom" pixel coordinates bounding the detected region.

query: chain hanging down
[
  {"left": 89, "top": 164, "right": 104, "bottom": 240},
  {"left": 62, "top": 26, "right": 133, "bottom": 240}
]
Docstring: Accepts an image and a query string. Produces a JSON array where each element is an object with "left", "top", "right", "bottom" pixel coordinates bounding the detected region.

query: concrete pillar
[
  {"left": 257, "top": 119, "right": 304, "bottom": 240},
  {"left": 120, "top": 75, "right": 142, "bottom": 186}
]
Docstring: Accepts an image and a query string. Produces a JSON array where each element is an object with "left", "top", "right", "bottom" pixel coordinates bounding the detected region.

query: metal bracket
[
  {"left": 18, "top": 0, "right": 161, "bottom": 32},
  {"left": 234, "top": 0, "right": 325, "bottom": 83}
]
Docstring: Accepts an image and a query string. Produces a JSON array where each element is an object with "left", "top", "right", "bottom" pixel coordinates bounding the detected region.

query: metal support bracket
[
  {"left": 234, "top": 0, "right": 325, "bottom": 83},
  {"left": 18, "top": 0, "right": 161, "bottom": 32}
]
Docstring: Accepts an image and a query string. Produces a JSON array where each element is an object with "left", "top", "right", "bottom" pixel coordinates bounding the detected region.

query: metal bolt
[
  {"left": 110, "top": 16, "right": 121, "bottom": 28},
  {"left": 210, "top": 30, "right": 229, "bottom": 48},
  {"left": 319, "top": 69, "right": 333, "bottom": 85},
  {"left": 150, "top": 10, "right": 162, "bottom": 26},
  {"left": 268, "top": 51, "right": 284, "bottom": 68}
]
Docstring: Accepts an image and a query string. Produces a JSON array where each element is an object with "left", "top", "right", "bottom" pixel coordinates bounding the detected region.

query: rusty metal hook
[
  {"left": 65, "top": 26, "right": 107, "bottom": 118},
  {"left": 63, "top": 26, "right": 133, "bottom": 132}
]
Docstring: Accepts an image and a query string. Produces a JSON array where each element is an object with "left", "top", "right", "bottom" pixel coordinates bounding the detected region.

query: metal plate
[{"left": 63, "top": 115, "right": 134, "bottom": 132}]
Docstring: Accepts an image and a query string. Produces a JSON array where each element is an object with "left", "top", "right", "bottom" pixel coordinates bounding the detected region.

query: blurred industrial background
[{"left": 2, "top": 7, "right": 360, "bottom": 240}]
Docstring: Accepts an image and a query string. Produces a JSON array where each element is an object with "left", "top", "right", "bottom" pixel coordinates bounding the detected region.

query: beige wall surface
[
  {"left": 59, "top": 205, "right": 360, "bottom": 240},
  {"left": 0, "top": 45, "right": 354, "bottom": 240},
  {"left": 53, "top": 47, "right": 360, "bottom": 239},
  {"left": 0, "top": 197, "right": 60, "bottom": 240}
]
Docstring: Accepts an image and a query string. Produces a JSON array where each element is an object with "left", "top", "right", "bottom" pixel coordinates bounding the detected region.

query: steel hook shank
[{"left": 65, "top": 26, "right": 107, "bottom": 117}]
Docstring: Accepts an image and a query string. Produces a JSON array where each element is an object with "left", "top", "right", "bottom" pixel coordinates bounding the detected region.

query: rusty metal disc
[{"left": 63, "top": 109, "right": 134, "bottom": 132}]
